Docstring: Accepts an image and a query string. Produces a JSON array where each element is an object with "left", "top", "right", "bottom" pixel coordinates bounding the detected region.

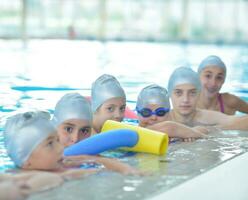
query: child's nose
[
  {"left": 114, "top": 110, "right": 122, "bottom": 120},
  {"left": 71, "top": 133, "right": 79, "bottom": 144},
  {"left": 182, "top": 94, "right": 189, "bottom": 102},
  {"left": 150, "top": 114, "right": 157, "bottom": 120}
]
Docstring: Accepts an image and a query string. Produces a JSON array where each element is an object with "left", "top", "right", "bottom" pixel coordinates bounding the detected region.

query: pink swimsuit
[{"left": 217, "top": 94, "right": 225, "bottom": 113}]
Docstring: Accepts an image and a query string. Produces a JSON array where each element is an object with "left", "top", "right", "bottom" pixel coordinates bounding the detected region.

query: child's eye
[
  {"left": 174, "top": 90, "right": 182, "bottom": 96},
  {"left": 65, "top": 126, "right": 73, "bottom": 133},
  {"left": 205, "top": 74, "right": 211, "bottom": 79},
  {"left": 107, "top": 106, "right": 114, "bottom": 112},
  {"left": 47, "top": 140, "right": 54, "bottom": 147},
  {"left": 190, "top": 90, "right": 197, "bottom": 96},
  {"left": 216, "top": 76, "right": 224, "bottom": 81},
  {"left": 120, "top": 105, "right": 126, "bottom": 113},
  {"left": 80, "top": 128, "right": 90, "bottom": 136}
]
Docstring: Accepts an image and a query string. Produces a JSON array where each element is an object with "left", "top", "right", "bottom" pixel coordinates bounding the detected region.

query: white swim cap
[
  {"left": 198, "top": 55, "right": 226, "bottom": 76},
  {"left": 136, "top": 84, "right": 170, "bottom": 109},
  {"left": 168, "top": 67, "right": 201, "bottom": 96},
  {"left": 91, "top": 74, "right": 126, "bottom": 113},
  {"left": 52, "top": 93, "right": 92, "bottom": 126},
  {"left": 4, "top": 111, "right": 55, "bottom": 167}
]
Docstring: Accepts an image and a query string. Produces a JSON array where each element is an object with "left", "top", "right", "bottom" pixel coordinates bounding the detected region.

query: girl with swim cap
[
  {"left": 91, "top": 74, "right": 126, "bottom": 134},
  {"left": 167, "top": 66, "right": 248, "bottom": 130},
  {"left": 52, "top": 93, "right": 92, "bottom": 147},
  {"left": 197, "top": 55, "right": 248, "bottom": 115}
]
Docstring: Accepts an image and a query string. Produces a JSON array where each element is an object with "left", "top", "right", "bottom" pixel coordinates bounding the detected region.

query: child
[
  {"left": 4, "top": 111, "right": 64, "bottom": 171},
  {"left": 197, "top": 55, "right": 248, "bottom": 115},
  {"left": 52, "top": 93, "right": 92, "bottom": 147},
  {"left": 91, "top": 74, "right": 126, "bottom": 134},
  {"left": 167, "top": 66, "right": 248, "bottom": 130},
  {"left": 3, "top": 111, "right": 142, "bottom": 197},
  {"left": 136, "top": 84, "right": 207, "bottom": 141},
  {"left": 91, "top": 74, "right": 206, "bottom": 141},
  {"left": 2, "top": 111, "right": 85, "bottom": 199}
]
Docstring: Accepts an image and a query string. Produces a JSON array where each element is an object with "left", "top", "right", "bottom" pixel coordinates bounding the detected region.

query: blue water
[{"left": 0, "top": 40, "right": 248, "bottom": 173}]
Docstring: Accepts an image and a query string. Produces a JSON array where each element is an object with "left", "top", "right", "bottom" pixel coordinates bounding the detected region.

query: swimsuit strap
[{"left": 217, "top": 93, "right": 225, "bottom": 113}]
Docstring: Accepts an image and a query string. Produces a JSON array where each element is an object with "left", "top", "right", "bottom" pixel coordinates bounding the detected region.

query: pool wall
[{"left": 151, "top": 152, "right": 248, "bottom": 200}]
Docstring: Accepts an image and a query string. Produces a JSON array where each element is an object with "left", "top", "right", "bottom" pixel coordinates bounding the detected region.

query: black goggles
[{"left": 136, "top": 107, "right": 170, "bottom": 118}]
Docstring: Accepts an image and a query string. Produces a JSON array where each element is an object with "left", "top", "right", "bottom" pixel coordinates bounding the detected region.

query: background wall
[{"left": 0, "top": 0, "right": 247, "bottom": 44}]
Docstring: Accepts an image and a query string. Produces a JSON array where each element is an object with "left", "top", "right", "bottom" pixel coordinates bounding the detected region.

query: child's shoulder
[{"left": 221, "top": 93, "right": 241, "bottom": 107}]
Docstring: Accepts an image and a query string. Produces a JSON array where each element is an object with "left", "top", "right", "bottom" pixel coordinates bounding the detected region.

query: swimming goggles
[{"left": 136, "top": 107, "right": 170, "bottom": 118}]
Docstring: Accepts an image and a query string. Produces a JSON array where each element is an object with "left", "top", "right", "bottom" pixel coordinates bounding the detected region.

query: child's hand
[
  {"left": 61, "top": 168, "right": 101, "bottom": 180},
  {"left": 182, "top": 137, "right": 196, "bottom": 142},
  {"left": 193, "top": 126, "right": 209, "bottom": 135},
  {"left": 0, "top": 180, "right": 28, "bottom": 200},
  {"left": 181, "top": 126, "right": 210, "bottom": 142},
  {"left": 187, "top": 126, "right": 208, "bottom": 139},
  {"left": 63, "top": 155, "right": 148, "bottom": 176},
  {"left": 121, "top": 167, "right": 149, "bottom": 176},
  {"left": 24, "top": 172, "right": 64, "bottom": 193}
]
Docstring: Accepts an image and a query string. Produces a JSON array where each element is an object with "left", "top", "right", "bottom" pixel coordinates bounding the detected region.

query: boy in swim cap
[
  {"left": 52, "top": 93, "right": 92, "bottom": 147},
  {"left": 197, "top": 55, "right": 248, "bottom": 115},
  {"left": 2, "top": 111, "right": 77, "bottom": 199},
  {"left": 167, "top": 66, "right": 248, "bottom": 130},
  {"left": 91, "top": 74, "right": 126, "bottom": 133},
  {"left": 4, "top": 111, "right": 141, "bottom": 174},
  {"left": 136, "top": 84, "right": 207, "bottom": 141},
  {"left": 4, "top": 111, "right": 63, "bottom": 170}
]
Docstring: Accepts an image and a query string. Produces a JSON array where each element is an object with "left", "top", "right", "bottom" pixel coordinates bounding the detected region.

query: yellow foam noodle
[{"left": 101, "top": 120, "right": 169, "bottom": 155}]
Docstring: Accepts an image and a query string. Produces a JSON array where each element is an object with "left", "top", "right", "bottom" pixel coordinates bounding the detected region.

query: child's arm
[
  {"left": 227, "top": 93, "right": 248, "bottom": 114},
  {"left": 23, "top": 172, "right": 64, "bottom": 193},
  {"left": 218, "top": 115, "right": 248, "bottom": 130},
  {"left": 146, "top": 121, "right": 208, "bottom": 139},
  {"left": 89, "top": 156, "right": 141, "bottom": 175},
  {"left": 199, "top": 109, "right": 248, "bottom": 130},
  {"left": 59, "top": 168, "right": 100, "bottom": 180},
  {"left": 0, "top": 171, "right": 64, "bottom": 199},
  {"left": 0, "top": 180, "right": 28, "bottom": 200},
  {"left": 63, "top": 155, "right": 142, "bottom": 175}
]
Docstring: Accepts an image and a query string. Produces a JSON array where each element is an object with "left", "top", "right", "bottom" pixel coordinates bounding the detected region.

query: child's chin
[
  {"left": 180, "top": 110, "right": 192, "bottom": 116},
  {"left": 39, "top": 165, "right": 62, "bottom": 171}
]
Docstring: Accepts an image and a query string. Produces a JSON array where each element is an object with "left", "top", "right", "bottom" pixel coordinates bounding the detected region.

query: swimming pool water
[{"left": 0, "top": 40, "right": 248, "bottom": 199}]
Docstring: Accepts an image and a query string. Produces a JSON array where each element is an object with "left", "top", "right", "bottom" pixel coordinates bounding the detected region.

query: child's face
[
  {"left": 57, "top": 119, "right": 91, "bottom": 147},
  {"left": 138, "top": 104, "right": 169, "bottom": 127},
  {"left": 24, "top": 132, "right": 64, "bottom": 170},
  {"left": 171, "top": 83, "right": 199, "bottom": 116},
  {"left": 93, "top": 97, "right": 126, "bottom": 132},
  {"left": 200, "top": 66, "right": 225, "bottom": 98}
]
